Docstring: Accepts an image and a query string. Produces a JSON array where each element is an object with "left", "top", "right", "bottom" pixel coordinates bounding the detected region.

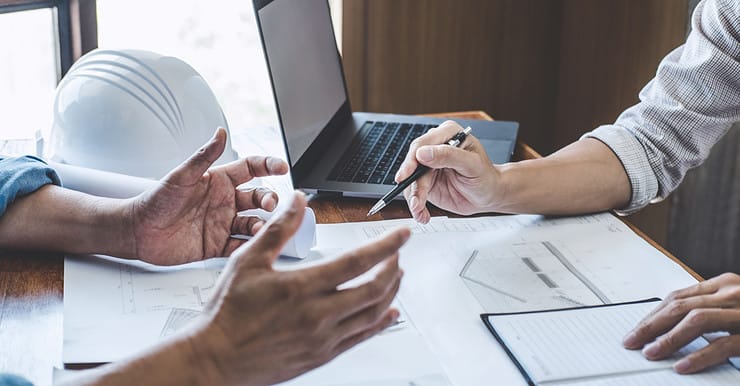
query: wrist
[
  {"left": 484, "top": 163, "right": 512, "bottom": 213},
  {"left": 185, "top": 319, "right": 230, "bottom": 386},
  {"left": 84, "top": 196, "right": 137, "bottom": 258},
  {"left": 72, "top": 330, "right": 212, "bottom": 386}
]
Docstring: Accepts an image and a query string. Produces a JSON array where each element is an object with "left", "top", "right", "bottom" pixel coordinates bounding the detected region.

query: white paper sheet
[
  {"left": 49, "top": 161, "right": 158, "bottom": 199},
  {"left": 486, "top": 300, "right": 740, "bottom": 385},
  {"left": 63, "top": 252, "right": 450, "bottom": 385},
  {"left": 64, "top": 212, "right": 712, "bottom": 385},
  {"left": 278, "top": 299, "right": 451, "bottom": 386},
  {"left": 63, "top": 255, "right": 227, "bottom": 364},
  {"left": 311, "top": 213, "right": 704, "bottom": 386}
]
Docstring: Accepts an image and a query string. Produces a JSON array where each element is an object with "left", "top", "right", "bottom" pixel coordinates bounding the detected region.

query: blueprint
[
  {"left": 458, "top": 240, "right": 608, "bottom": 312},
  {"left": 312, "top": 213, "right": 701, "bottom": 385},
  {"left": 63, "top": 255, "right": 228, "bottom": 364},
  {"left": 116, "top": 261, "right": 222, "bottom": 315},
  {"left": 64, "top": 212, "right": 702, "bottom": 385},
  {"left": 63, "top": 254, "right": 449, "bottom": 386}
]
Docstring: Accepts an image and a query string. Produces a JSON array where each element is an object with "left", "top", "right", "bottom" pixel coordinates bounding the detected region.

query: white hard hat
[{"left": 49, "top": 49, "right": 238, "bottom": 179}]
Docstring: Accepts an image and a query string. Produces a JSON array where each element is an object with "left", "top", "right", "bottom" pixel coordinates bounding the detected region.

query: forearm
[
  {"left": 67, "top": 334, "right": 216, "bottom": 386},
  {"left": 493, "top": 138, "right": 631, "bottom": 215},
  {"left": 0, "top": 184, "right": 135, "bottom": 257}
]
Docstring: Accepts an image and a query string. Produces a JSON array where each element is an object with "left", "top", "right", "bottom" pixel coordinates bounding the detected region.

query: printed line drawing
[{"left": 459, "top": 241, "right": 608, "bottom": 312}]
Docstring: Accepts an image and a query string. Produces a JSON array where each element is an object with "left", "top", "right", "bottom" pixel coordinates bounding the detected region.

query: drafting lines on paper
[
  {"left": 361, "top": 213, "right": 623, "bottom": 240},
  {"left": 459, "top": 241, "right": 611, "bottom": 312},
  {"left": 118, "top": 263, "right": 222, "bottom": 315},
  {"left": 361, "top": 218, "right": 522, "bottom": 239}
]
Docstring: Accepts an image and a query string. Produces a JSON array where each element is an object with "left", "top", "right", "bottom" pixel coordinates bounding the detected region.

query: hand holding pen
[
  {"left": 381, "top": 120, "right": 504, "bottom": 223},
  {"left": 367, "top": 123, "right": 473, "bottom": 217}
]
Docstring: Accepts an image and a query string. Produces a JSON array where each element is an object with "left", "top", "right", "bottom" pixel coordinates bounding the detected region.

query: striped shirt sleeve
[{"left": 584, "top": 0, "right": 740, "bottom": 214}]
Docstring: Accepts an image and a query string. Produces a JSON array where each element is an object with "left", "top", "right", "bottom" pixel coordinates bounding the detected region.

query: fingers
[
  {"left": 236, "top": 187, "right": 279, "bottom": 212},
  {"left": 673, "top": 335, "right": 740, "bottom": 374},
  {"left": 623, "top": 295, "right": 717, "bottom": 349},
  {"left": 230, "top": 215, "right": 266, "bottom": 236},
  {"left": 395, "top": 120, "right": 462, "bottom": 182},
  {"left": 232, "top": 191, "right": 306, "bottom": 269},
  {"left": 640, "top": 280, "right": 722, "bottom": 323},
  {"left": 332, "top": 265, "right": 402, "bottom": 337},
  {"left": 332, "top": 309, "right": 400, "bottom": 356},
  {"left": 397, "top": 123, "right": 455, "bottom": 224},
  {"left": 624, "top": 278, "right": 727, "bottom": 349},
  {"left": 641, "top": 309, "right": 740, "bottom": 361},
  {"left": 165, "top": 127, "right": 227, "bottom": 185},
  {"left": 323, "top": 254, "right": 402, "bottom": 322},
  {"left": 414, "top": 143, "right": 488, "bottom": 177},
  {"left": 402, "top": 142, "right": 488, "bottom": 224},
  {"left": 302, "top": 228, "right": 411, "bottom": 293},
  {"left": 214, "top": 156, "right": 289, "bottom": 187},
  {"left": 403, "top": 176, "right": 433, "bottom": 224},
  {"left": 222, "top": 237, "right": 247, "bottom": 257}
]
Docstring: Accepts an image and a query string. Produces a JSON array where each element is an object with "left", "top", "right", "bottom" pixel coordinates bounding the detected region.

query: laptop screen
[{"left": 257, "top": 0, "right": 347, "bottom": 166}]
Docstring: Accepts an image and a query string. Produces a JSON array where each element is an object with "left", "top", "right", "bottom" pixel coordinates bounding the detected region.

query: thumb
[
  {"left": 233, "top": 191, "right": 307, "bottom": 269},
  {"left": 415, "top": 144, "right": 482, "bottom": 177},
  {"left": 164, "top": 127, "right": 227, "bottom": 185}
]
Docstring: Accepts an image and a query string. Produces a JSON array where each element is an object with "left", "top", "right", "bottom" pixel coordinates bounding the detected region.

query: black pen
[{"left": 367, "top": 126, "right": 472, "bottom": 216}]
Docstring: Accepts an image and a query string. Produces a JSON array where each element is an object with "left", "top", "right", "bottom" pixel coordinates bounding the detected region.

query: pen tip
[{"left": 367, "top": 201, "right": 384, "bottom": 217}]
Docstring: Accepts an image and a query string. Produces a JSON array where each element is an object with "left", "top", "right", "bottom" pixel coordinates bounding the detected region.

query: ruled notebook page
[{"left": 487, "top": 300, "right": 740, "bottom": 384}]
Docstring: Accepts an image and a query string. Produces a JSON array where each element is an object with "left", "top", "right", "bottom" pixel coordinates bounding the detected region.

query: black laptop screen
[{"left": 258, "top": 0, "right": 347, "bottom": 166}]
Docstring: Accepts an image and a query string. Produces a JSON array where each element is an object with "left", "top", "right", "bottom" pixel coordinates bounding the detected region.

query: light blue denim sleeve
[
  {"left": 0, "top": 156, "right": 61, "bottom": 218},
  {"left": 0, "top": 374, "right": 33, "bottom": 386}
]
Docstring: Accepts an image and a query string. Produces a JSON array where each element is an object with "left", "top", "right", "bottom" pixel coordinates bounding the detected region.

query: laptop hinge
[{"left": 313, "top": 190, "right": 343, "bottom": 199}]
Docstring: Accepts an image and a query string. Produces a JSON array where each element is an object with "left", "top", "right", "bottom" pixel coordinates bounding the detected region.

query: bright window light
[
  {"left": 97, "top": 0, "right": 279, "bottom": 134},
  {"left": 0, "top": 8, "right": 57, "bottom": 141},
  {"left": 97, "top": 0, "right": 343, "bottom": 147}
]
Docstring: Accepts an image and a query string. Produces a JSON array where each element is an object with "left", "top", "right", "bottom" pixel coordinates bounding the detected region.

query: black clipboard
[{"left": 480, "top": 298, "right": 662, "bottom": 386}]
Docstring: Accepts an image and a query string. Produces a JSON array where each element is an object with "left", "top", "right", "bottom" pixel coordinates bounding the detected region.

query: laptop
[{"left": 253, "top": 0, "right": 519, "bottom": 198}]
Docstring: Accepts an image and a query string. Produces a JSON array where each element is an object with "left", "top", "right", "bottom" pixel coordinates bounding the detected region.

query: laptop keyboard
[{"left": 328, "top": 121, "right": 432, "bottom": 185}]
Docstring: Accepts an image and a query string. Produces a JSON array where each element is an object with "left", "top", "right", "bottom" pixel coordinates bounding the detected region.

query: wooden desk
[{"left": 0, "top": 110, "right": 700, "bottom": 386}]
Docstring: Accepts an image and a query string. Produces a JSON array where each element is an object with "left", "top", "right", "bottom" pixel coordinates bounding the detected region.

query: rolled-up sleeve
[
  {"left": 583, "top": 0, "right": 740, "bottom": 214},
  {"left": 0, "top": 156, "right": 61, "bottom": 218}
]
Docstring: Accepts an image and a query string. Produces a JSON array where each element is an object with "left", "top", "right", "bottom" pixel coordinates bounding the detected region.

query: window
[
  {"left": 1, "top": 1, "right": 343, "bottom": 156},
  {"left": 96, "top": 0, "right": 343, "bottom": 157},
  {"left": 0, "top": 0, "right": 80, "bottom": 145},
  {"left": 0, "top": 7, "right": 58, "bottom": 141}
]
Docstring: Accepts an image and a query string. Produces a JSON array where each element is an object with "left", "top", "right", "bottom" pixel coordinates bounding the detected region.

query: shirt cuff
[
  {"left": 0, "top": 156, "right": 61, "bottom": 218},
  {"left": 582, "top": 125, "right": 660, "bottom": 215}
]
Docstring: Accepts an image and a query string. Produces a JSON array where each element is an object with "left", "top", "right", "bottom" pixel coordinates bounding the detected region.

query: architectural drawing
[{"left": 459, "top": 241, "right": 609, "bottom": 312}]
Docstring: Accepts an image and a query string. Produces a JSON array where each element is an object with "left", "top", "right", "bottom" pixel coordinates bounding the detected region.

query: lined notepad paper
[{"left": 485, "top": 300, "right": 740, "bottom": 385}]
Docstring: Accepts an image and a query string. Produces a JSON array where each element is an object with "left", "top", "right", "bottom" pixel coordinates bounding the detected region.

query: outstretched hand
[
  {"left": 130, "top": 127, "right": 289, "bottom": 265},
  {"left": 190, "top": 192, "right": 408, "bottom": 386}
]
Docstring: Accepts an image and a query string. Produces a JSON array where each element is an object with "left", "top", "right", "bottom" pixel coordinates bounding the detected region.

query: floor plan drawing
[
  {"left": 459, "top": 240, "right": 608, "bottom": 312},
  {"left": 117, "top": 260, "right": 222, "bottom": 315}
]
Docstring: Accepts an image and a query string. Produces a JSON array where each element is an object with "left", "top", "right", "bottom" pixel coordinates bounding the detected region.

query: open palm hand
[{"left": 130, "top": 128, "right": 288, "bottom": 265}]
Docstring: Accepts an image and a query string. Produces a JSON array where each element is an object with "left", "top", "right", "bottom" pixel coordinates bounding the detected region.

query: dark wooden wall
[
  {"left": 343, "top": 0, "right": 564, "bottom": 154},
  {"left": 669, "top": 126, "right": 739, "bottom": 278},
  {"left": 340, "top": 0, "right": 740, "bottom": 276}
]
